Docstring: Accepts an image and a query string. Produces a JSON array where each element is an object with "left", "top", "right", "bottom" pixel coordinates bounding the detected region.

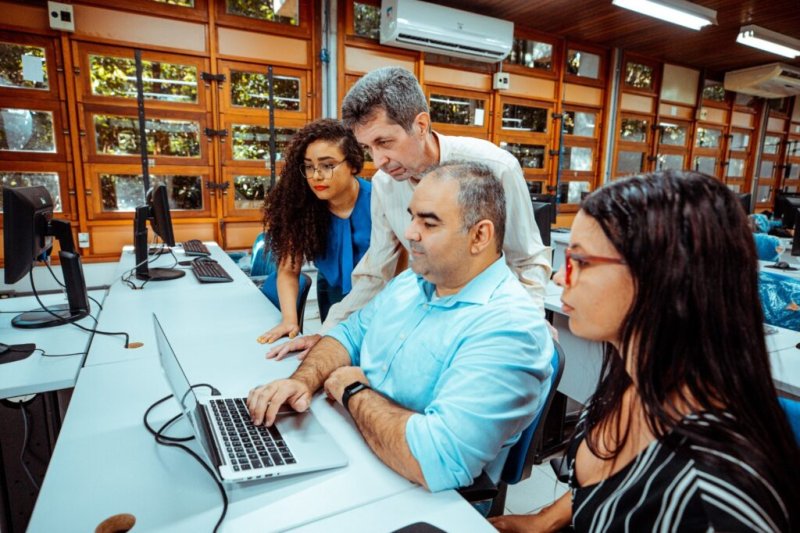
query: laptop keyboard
[{"left": 210, "top": 398, "right": 296, "bottom": 471}]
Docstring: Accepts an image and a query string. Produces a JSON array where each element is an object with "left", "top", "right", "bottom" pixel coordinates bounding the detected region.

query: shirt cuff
[
  {"left": 405, "top": 413, "right": 473, "bottom": 492},
  {"left": 325, "top": 324, "right": 358, "bottom": 365}
]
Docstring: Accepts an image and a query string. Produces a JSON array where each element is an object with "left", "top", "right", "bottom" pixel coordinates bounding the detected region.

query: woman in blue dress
[{"left": 257, "top": 119, "right": 371, "bottom": 344}]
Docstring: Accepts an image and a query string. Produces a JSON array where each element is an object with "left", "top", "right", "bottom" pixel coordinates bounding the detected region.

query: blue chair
[
  {"left": 250, "top": 232, "right": 278, "bottom": 277},
  {"left": 778, "top": 396, "right": 800, "bottom": 445},
  {"left": 758, "top": 270, "right": 800, "bottom": 332},
  {"left": 459, "top": 340, "right": 566, "bottom": 516},
  {"left": 260, "top": 272, "right": 313, "bottom": 333},
  {"left": 753, "top": 233, "right": 782, "bottom": 262}
]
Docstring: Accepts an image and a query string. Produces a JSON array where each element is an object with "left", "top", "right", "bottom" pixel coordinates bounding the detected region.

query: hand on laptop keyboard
[{"left": 247, "top": 379, "right": 312, "bottom": 427}]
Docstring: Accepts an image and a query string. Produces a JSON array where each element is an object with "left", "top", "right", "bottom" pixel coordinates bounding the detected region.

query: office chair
[
  {"left": 250, "top": 232, "right": 278, "bottom": 277},
  {"left": 458, "top": 340, "right": 566, "bottom": 517},
  {"left": 778, "top": 396, "right": 800, "bottom": 445},
  {"left": 753, "top": 233, "right": 782, "bottom": 263},
  {"left": 759, "top": 270, "right": 800, "bottom": 332},
  {"left": 259, "top": 272, "right": 313, "bottom": 333}
]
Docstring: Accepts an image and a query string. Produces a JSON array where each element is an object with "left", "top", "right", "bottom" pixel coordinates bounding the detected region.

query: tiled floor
[{"left": 302, "top": 294, "right": 569, "bottom": 518}]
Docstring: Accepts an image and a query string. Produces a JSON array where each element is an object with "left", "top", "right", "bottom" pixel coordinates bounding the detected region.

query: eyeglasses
[
  {"left": 564, "top": 249, "right": 627, "bottom": 287},
  {"left": 301, "top": 161, "right": 345, "bottom": 180}
]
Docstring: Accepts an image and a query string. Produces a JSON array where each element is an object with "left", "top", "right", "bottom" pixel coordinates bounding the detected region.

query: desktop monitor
[
  {"left": 792, "top": 208, "right": 800, "bottom": 258},
  {"left": 530, "top": 193, "right": 557, "bottom": 224},
  {"left": 779, "top": 196, "right": 800, "bottom": 229},
  {"left": 531, "top": 201, "right": 553, "bottom": 247},
  {"left": 737, "top": 193, "right": 752, "bottom": 215},
  {"left": 133, "top": 184, "right": 185, "bottom": 281},
  {"left": 3, "top": 186, "right": 90, "bottom": 328}
]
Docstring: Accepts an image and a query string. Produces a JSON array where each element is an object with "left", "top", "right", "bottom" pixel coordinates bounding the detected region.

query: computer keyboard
[
  {"left": 191, "top": 259, "right": 233, "bottom": 283},
  {"left": 182, "top": 239, "right": 210, "bottom": 256}
]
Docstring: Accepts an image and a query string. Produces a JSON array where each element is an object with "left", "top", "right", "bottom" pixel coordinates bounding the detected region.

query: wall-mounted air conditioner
[
  {"left": 380, "top": 0, "right": 514, "bottom": 63},
  {"left": 724, "top": 63, "right": 800, "bottom": 99}
]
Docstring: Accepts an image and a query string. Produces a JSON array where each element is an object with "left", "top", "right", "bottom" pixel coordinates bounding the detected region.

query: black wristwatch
[{"left": 342, "top": 381, "right": 371, "bottom": 414}]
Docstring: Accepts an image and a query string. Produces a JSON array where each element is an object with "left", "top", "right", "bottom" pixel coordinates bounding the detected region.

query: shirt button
[{"left": 382, "top": 365, "right": 388, "bottom": 372}]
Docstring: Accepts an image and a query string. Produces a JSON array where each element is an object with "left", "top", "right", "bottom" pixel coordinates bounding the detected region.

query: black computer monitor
[
  {"left": 3, "top": 186, "right": 90, "bottom": 329},
  {"left": 530, "top": 193, "right": 557, "bottom": 224},
  {"left": 779, "top": 196, "right": 800, "bottom": 229},
  {"left": 133, "top": 184, "right": 185, "bottom": 281},
  {"left": 531, "top": 201, "right": 552, "bottom": 247},
  {"left": 737, "top": 193, "right": 752, "bottom": 215}
]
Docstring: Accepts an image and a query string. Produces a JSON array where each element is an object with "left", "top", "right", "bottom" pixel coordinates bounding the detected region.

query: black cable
[
  {"left": 143, "top": 385, "right": 227, "bottom": 532},
  {"left": 42, "top": 259, "right": 104, "bottom": 311},
  {"left": 33, "top": 348, "right": 86, "bottom": 358},
  {"left": 28, "top": 270, "right": 130, "bottom": 348},
  {"left": 20, "top": 405, "right": 41, "bottom": 492}
]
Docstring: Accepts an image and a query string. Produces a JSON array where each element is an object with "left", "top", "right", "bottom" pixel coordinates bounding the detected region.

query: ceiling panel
[{"left": 431, "top": 0, "right": 800, "bottom": 77}]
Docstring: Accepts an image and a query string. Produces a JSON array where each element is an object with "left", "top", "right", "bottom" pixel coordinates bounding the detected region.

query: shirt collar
[{"left": 414, "top": 256, "right": 508, "bottom": 307}]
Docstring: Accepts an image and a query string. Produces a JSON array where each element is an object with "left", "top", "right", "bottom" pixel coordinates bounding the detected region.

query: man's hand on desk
[
  {"left": 247, "top": 379, "right": 312, "bottom": 427},
  {"left": 323, "top": 366, "right": 369, "bottom": 405},
  {"left": 264, "top": 334, "right": 321, "bottom": 361}
]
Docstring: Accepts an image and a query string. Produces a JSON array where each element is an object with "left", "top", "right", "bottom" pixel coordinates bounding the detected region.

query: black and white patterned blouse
[{"left": 566, "top": 412, "right": 788, "bottom": 532}]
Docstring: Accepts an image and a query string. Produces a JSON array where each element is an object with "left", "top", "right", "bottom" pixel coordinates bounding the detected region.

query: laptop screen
[{"left": 153, "top": 314, "right": 216, "bottom": 466}]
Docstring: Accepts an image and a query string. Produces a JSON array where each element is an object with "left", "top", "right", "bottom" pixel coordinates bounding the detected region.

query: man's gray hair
[
  {"left": 423, "top": 161, "right": 506, "bottom": 254},
  {"left": 341, "top": 67, "right": 428, "bottom": 133}
]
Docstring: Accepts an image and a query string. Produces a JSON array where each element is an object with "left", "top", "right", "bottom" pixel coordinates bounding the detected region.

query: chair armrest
[{"left": 456, "top": 471, "right": 499, "bottom": 502}]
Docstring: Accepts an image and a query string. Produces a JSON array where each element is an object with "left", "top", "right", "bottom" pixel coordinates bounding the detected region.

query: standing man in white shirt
[{"left": 265, "top": 66, "right": 551, "bottom": 359}]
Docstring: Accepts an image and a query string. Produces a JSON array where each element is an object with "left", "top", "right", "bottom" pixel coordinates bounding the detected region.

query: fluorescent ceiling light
[
  {"left": 737, "top": 25, "right": 800, "bottom": 59},
  {"left": 612, "top": 0, "right": 717, "bottom": 31}
]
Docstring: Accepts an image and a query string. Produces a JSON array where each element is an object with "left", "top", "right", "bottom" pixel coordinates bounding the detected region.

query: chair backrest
[
  {"left": 759, "top": 270, "right": 800, "bottom": 331},
  {"left": 500, "top": 340, "right": 566, "bottom": 485},
  {"left": 250, "top": 232, "right": 278, "bottom": 278},
  {"left": 260, "top": 272, "right": 313, "bottom": 333},
  {"left": 753, "top": 233, "right": 782, "bottom": 262},
  {"left": 778, "top": 396, "right": 800, "bottom": 445}
]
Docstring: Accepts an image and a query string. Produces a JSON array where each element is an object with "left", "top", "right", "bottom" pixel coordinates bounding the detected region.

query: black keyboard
[
  {"left": 182, "top": 239, "right": 210, "bottom": 256},
  {"left": 191, "top": 259, "right": 233, "bottom": 283},
  {"left": 210, "top": 398, "right": 296, "bottom": 471}
]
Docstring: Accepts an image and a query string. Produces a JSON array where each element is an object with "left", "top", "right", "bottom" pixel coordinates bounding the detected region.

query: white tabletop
[{"left": 0, "top": 289, "right": 105, "bottom": 399}]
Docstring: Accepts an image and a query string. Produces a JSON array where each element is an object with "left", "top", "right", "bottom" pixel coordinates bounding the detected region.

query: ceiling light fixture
[
  {"left": 736, "top": 25, "right": 800, "bottom": 59},
  {"left": 612, "top": 0, "right": 717, "bottom": 31}
]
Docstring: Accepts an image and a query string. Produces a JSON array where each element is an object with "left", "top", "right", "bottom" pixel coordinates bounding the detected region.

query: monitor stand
[
  {"left": 0, "top": 343, "right": 36, "bottom": 364},
  {"left": 148, "top": 246, "right": 171, "bottom": 256},
  {"left": 137, "top": 268, "right": 185, "bottom": 281}
]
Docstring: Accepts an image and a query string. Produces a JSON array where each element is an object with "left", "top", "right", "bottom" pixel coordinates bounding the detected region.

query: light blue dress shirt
[{"left": 328, "top": 257, "right": 553, "bottom": 492}]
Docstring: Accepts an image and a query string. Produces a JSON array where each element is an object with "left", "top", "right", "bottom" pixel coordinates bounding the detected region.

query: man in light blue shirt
[{"left": 248, "top": 161, "right": 553, "bottom": 491}]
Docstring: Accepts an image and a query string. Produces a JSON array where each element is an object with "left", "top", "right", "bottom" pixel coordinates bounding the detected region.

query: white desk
[
  {"left": 545, "top": 282, "right": 800, "bottom": 403},
  {"left": 29, "top": 244, "right": 491, "bottom": 532},
  {"left": 293, "top": 486, "right": 494, "bottom": 532},
  {"left": 0, "top": 290, "right": 105, "bottom": 399}
]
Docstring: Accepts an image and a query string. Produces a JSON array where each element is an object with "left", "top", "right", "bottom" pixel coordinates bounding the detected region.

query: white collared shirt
[{"left": 321, "top": 132, "right": 551, "bottom": 332}]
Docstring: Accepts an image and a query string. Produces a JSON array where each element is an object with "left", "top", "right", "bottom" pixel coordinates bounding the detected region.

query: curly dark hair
[{"left": 263, "top": 119, "right": 364, "bottom": 267}]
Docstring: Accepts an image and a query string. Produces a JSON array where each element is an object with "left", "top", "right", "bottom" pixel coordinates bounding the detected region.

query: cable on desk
[
  {"left": 29, "top": 270, "right": 131, "bottom": 348},
  {"left": 142, "top": 384, "right": 227, "bottom": 533},
  {"left": 120, "top": 237, "right": 179, "bottom": 290},
  {"left": 33, "top": 348, "right": 87, "bottom": 358},
  {"left": 42, "top": 259, "right": 104, "bottom": 311},
  {"left": 20, "top": 404, "right": 41, "bottom": 492}
]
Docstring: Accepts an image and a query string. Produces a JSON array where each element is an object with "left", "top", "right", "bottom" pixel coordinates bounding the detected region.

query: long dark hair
[
  {"left": 581, "top": 170, "right": 798, "bottom": 527},
  {"left": 263, "top": 119, "right": 363, "bottom": 266}
]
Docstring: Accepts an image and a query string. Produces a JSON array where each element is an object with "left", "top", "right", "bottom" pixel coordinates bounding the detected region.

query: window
[
  {"left": 92, "top": 114, "right": 202, "bottom": 159},
  {"left": 225, "top": 0, "right": 298, "bottom": 26},
  {"left": 730, "top": 132, "right": 750, "bottom": 151},
  {"left": 229, "top": 70, "right": 301, "bottom": 111},
  {"left": 230, "top": 124, "right": 296, "bottom": 161},
  {"left": 695, "top": 127, "right": 722, "bottom": 148},
  {"left": 353, "top": 2, "right": 380, "bottom": 39},
  {"left": 563, "top": 111, "right": 596, "bottom": 137},
  {"left": 500, "top": 141, "right": 545, "bottom": 169},
  {"left": 624, "top": 61, "right": 654, "bottom": 90},
  {"left": 0, "top": 108, "right": 55, "bottom": 153},
  {"left": 430, "top": 93, "right": 485, "bottom": 127},
  {"left": 702, "top": 80, "right": 726, "bottom": 102},
  {"left": 727, "top": 158, "right": 746, "bottom": 178},
  {"left": 620, "top": 118, "right": 648, "bottom": 143},
  {"left": 562, "top": 146, "right": 593, "bottom": 171},
  {"left": 763, "top": 135, "right": 781, "bottom": 155},
  {"left": 89, "top": 54, "right": 199, "bottom": 104},
  {"left": 694, "top": 156, "right": 716, "bottom": 175},
  {"left": 0, "top": 42, "right": 48, "bottom": 91},
  {"left": 657, "top": 154, "right": 684, "bottom": 171},
  {"left": 617, "top": 151, "right": 644, "bottom": 175},
  {"left": 659, "top": 123, "right": 687, "bottom": 147},
  {"left": 502, "top": 103, "right": 547, "bottom": 133},
  {"left": 566, "top": 50, "right": 600, "bottom": 79},
  {"left": 153, "top": 0, "right": 194, "bottom": 5},
  {"left": 99, "top": 173, "right": 204, "bottom": 211},
  {"left": 506, "top": 39, "right": 553, "bottom": 71}
]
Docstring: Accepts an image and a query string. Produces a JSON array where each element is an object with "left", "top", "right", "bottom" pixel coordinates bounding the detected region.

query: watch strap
[{"left": 342, "top": 381, "right": 370, "bottom": 414}]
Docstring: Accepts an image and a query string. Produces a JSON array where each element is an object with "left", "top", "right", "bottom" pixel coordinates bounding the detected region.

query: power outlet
[
  {"left": 78, "top": 232, "right": 90, "bottom": 248},
  {"left": 47, "top": 2, "right": 75, "bottom": 32},
  {"left": 493, "top": 72, "right": 510, "bottom": 90}
]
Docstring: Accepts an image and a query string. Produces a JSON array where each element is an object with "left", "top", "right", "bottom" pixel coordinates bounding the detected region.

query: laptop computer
[{"left": 153, "top": 313, "right": 348, "bottom": 483}]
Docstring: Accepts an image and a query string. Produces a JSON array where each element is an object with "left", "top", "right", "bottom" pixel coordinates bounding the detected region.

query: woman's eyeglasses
[
  {"left": 564, "top": 249, "right": 627, "bottom": 287},
  {"left": 301, "top": 161, "right": 345, "bottom": 180}
]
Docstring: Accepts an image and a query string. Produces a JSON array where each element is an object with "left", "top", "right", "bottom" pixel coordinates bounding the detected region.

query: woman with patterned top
[{"left": 491, "top": 170, "right": 799, "bottom": 532}]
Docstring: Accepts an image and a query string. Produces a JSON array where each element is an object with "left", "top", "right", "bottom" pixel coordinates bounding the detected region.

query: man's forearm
[
  {"left": 291, "top": 336, "right": 351, "bottom": 392},
  {"left": 347, "top": 389, "right": 426, "bottom": 488}
]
